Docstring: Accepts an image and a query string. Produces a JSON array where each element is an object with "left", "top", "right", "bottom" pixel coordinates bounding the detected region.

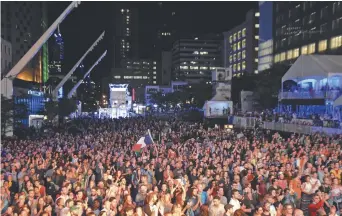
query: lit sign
[{"left": 28, "top": 90, "right": 44, "bottom": 97}]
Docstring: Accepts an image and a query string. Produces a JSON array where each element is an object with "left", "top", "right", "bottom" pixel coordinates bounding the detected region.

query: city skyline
[{"left": 47, "top": 1, "right": 258, "bottom": 81}]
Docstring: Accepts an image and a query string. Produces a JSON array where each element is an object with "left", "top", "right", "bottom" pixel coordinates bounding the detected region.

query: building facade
[
  {"left": 273, "top": 2, "right": 342, "bottom": 65},
  {"left": 145, "top": 81, "right": 188, "bottom": 105},
  {"left": 161, "top": 51, "right": 172, "bottom": 85},
  {"left": 258, "top": 1, "right": 274, "bottom": 72},
  {"left": 49, "top": 27, "right": 64, "bottom": 75},
  {"left": 223, "top": 9, "right": 259, "bottom": 76},
  {"left": 1, "top": 2, "right": 48, "bottom": 83},
  {"left": 113, "top": 6, "right": 139, "bottom": 68},
  {"left": 107, "top": 59, "right": 157, "bottom": 103},
  {"left": 1, "top": 38, "right": 12, "bottom": 76},
  {"left": 172, "top": 34, "right": 222, "bottom": 83}
]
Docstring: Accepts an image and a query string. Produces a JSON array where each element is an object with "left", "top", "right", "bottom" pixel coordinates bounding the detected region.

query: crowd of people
[{"left": 1, "top": 116, "right": 342, "bottom": 216}]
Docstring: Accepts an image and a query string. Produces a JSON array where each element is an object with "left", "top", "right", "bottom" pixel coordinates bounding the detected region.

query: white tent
[
  {"left": 334, "top": 95, "right": 342, "bottom": 107},
  {"left": 281, "top": 55, "right": 342, "bottom": 83}
]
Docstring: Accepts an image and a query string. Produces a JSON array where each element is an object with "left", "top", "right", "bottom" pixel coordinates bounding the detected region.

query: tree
[
  {"left": 1, "top": 95, "right": 14, "bottom": 136},
  {"left": 43, "top": 100, "right": 59, "bottom": 121},
  {"left": 58, "top": 97, "right": 77, "bottom": 118},
  {"left": 253, "top": 64, "right": 290, "bottom": 109},
  {"left": 1, "top": 95, "right": 29, "bottom": 137}
]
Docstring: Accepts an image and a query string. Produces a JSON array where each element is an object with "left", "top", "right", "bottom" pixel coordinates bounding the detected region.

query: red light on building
[{"left": 132, "top": 88, "right": 135, "bottom": 101}]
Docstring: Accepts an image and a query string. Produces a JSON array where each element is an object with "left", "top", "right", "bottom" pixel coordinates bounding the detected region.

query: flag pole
[{"left": 148, "top": 129, "right": 154, "bottom": 144}]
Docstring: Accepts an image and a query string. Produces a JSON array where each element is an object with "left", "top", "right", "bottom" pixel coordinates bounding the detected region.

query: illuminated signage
[{"left": 28, "top": 90, "right": 44, "bottom": 97}]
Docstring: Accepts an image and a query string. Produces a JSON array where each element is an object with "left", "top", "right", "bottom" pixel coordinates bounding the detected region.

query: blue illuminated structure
[{"left": 49, "top": 26, "right": 64, "bottom": 74}]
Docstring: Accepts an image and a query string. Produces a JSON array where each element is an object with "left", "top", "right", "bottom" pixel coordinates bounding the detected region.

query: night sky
[{"left": 48, "top": 1, "right": 257, "bottom": 81}]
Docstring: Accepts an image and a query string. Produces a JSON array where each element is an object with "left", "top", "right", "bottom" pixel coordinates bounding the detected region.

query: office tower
[
  {"left": 49, "top": 26, "right": 64, "bottom": 75},
  {"left": 1, "top": 2, "right": 48, "bottom": 83},
  {"left": 172, "top": 34, "right": 222, "bottom": 83},
  {"left": 223, "top": 9, "right": 259, "bottom": 76},
  {"left": 258, "top": 1, "right": 273, "bottom": 72},
  {"left": 113, "top": 5, "right": 139, "bottom": 68},
  {"left": 273, "top": 2, "right": 342, "bottom": 65}
]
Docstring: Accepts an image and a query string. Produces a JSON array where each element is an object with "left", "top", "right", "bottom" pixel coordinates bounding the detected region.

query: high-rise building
[
  {"left": 223, "top": 9, "right": 259, "bottom": 76},
  {"left": 49, "top": 27, "right": 64, "bottom": 75},
  {"left": 108, "top": 59, "right": 157, "bottom": 103},
  {"left": 155, "top": 2, "right": 177, "bottom": 53},
  {"left": 172, "top": 34, "right": 222, "bottom": 83},
  {"left": 1, "top": 2, "right": 48, "bottom": 83},
  {"left": 1, "top": 38, "right": 12, "bottom": 76},
  {"left": 258, "top": 2, "right": 273, "bottom": 72},
  {"left": 113, "top": 6, "right": 139, "bottom": 68},
  {"left": 273, "top": 2, "right": 342, "bottom": 65},
  {"left": 161, "top": 51, "right": 172, "bottom": 85}
]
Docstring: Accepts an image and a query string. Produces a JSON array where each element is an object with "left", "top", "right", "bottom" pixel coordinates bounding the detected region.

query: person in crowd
[{"left": 1, "top": 116, "right": 341, "bottom": 216}]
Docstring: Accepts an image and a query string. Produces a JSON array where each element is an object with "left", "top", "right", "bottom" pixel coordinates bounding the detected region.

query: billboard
[
  {"left": 212, "top": 83, "right": 232, "bottom": 101},
  {"left": 204, "top": 100, "right": 233, "bottom": 118},
  {"left": 212, "top": 67, "right": 232, "bottom": 82}
]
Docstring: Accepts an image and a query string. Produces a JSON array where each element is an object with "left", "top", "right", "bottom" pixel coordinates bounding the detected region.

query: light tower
[
  {"left": 51, "top": 31, "right": 105, "bottom": 101},
  {"left": 67, "top": 50, "right": 107, "bottom": 98},
  {"left": 1, "top": 2, "right": 81, "bottom": 99}
]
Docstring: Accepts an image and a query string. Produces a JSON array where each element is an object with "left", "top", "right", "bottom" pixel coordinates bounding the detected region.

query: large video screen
[{"left": 204, "top": 101, "right": 233, "bottom": 118}]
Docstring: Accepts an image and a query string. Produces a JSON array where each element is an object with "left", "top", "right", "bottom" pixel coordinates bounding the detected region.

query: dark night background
[{"left": 48, "top": 1, "right": 257, "bottom": 82}]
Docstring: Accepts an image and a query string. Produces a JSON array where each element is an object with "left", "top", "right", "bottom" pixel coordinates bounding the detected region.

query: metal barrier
[
  {"left": 232, "top": 116, "right": 341, "bottom": 136},
  {"left": 232, "top": 116, "right": 256, "bottom": 129}
]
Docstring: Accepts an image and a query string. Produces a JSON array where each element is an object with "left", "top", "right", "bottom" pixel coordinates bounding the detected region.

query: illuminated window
[
  {"left": 200, "top": 66, "right": 208, "bottom": 70},
  {"left": 242, "top": 50, "right": 246, "bottom": 59},
  {"left": 190, "top": 66, "right": 198, "bottom": 70},
  {"left": 238, "top": 52, "right": 241, "bottom": 60},
  {"left": 301, "top": 45, "right": 308, "bottom": 55},
  {"left": 308, "top": 43, "right": 316, "bottom": 54},
  {"left": 180, "top": 66, "right": 188, "bottom": 70},
  {"left": 242, "top": 28, "right": 246, "bottom": 37},
  {"left": 254, "top": 70, "right": 259, "bottom": 74},
  {"left": 238, "top": 31, "right": 241, "bottom": 39},
  {"left": 255, "top": 47, "right": 259, "bottom": 51},
  {"left": 229, "top": 55, "right": 232, "bottom": 63},
  {"left": 200, "top": 51, "right": 208, "bottom": 55},
  {"left": 255, "top": 59, "right": 258, "bottom": 63},
  {"left": 255, "top": 35, "right": 259, "bottom": 40},
  {"left": 153, "top": 66, "right": 156, "bottom": 69},
  {"left": 242, "top": 39, "right": 246, "bottom": 48},
  {"left": 153, "top": 71, "right": 157, "bottom": 74},
  {"left": 233, "top": 43, "right": 237, "bottom": 51},
  {"left": 280, "top": 52, "right": 286, "bottom": 61},
  {"left": 274, "top": 54, "right": 280, "bottom": 63},
  {"left": 255, "top": 12, "right": 260, "bottom": 17},
  {"left": 242, "top": 61, "right": 246, "bottom": 70},
  {"left": 233, "top": 64, "right": 236, "bottom": 72},
  {"left": 153, "top": 81, "right": 156, "bottom": 84},
  {"left": 153, "top": 76, "right": 157, "bottom": 79},
  {"left": 229, "top": 36, "right": 232, "bottom": 43},
  {"left": 237, "top": 63, "right": 241, "bottom": 71},
  {"left": 318, "top": 40, "right": 327, "bottom": 52},
  {"left": 233, "top": 54, "right": 236, "bottom": 62},
  {"left": 238, "top": 42, "right": 241, "bottom": 50},
  {"left": 293, "top": 48, "right": 299, "bottom": 58},
  {"left": 255, "top": 24, "right": 260, "bottom": 28},
  {"left": 233, "top": 33, "right": 237, "bottom": 41},
  {"left": 287, "top": 50, "right": 293, "bottom": 60},
  {"left": 330, "top": 35, "right": 342, "bottom": 49}
]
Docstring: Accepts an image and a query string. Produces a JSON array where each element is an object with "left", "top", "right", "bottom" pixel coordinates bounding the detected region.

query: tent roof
[
  {"left": 282, "top": 55, "right": 342, "bottom": 82},
  {"left": 334, "top": 95, "right": 342, "bottom": 107}
]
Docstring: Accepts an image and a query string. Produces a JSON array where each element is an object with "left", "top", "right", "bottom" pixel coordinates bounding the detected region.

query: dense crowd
[{"left": 1, "top": 117, "right": 342, "bottom": 216}]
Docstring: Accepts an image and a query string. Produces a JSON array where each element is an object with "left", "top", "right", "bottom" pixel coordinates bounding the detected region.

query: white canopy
[
  {"left": 282, "top": 55, "right": 342, "bottom": 82},
  {"left": 334, "top": 95, "right": 342, "bottom": 107}
]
